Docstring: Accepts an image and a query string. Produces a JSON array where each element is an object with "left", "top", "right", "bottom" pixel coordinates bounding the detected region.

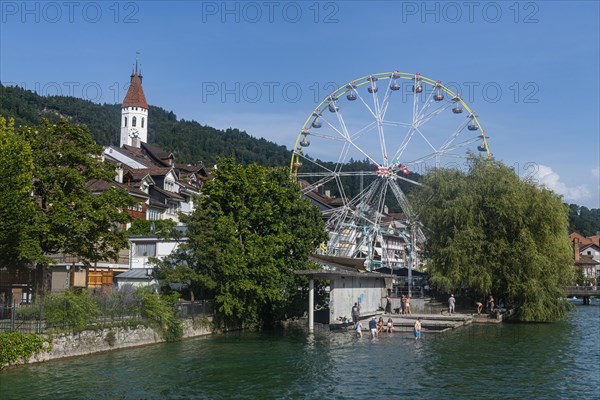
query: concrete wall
[{"left": 329, "top": 275, "right": 387, "bottom": 321}]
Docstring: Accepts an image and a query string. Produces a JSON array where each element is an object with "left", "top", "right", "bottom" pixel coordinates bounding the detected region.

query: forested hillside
[
  {"left": 567, "top": 204, "right": 600, "bottom": 237},
  {"left": 0, "top": 83, "right": 290, "bottom": 166},
  {"left": 2, "top": 83, "right": 598, "bottom": 226}
]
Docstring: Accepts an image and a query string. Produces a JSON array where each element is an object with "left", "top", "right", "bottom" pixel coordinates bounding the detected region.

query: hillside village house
[
  {"left": 569, "top": 232, "right": 600, "bottom": 282},
  {"left": 0, "top": 66, "right": 212, "bottom": 304}
]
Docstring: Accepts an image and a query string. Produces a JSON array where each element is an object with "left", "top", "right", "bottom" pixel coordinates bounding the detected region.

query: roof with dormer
[{"left": 122, "top": 73, "right": 148, "bottom": 109}]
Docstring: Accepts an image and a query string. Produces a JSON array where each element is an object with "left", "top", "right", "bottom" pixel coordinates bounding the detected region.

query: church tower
[{"left": 120, "top": 61, "right": 148, "bottom": 148}]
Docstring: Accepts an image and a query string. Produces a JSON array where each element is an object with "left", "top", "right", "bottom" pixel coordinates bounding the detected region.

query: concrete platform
[{"left": 332, "top": 312, "right": 473, "bottom": 333}]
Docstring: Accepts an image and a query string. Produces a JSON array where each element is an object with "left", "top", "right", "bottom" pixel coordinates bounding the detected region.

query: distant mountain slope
[{"left": 0, "top": 83, "right": 291, "bottom": 166}]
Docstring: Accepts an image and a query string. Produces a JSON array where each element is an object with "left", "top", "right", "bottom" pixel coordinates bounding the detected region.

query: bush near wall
[{"left": 0, "top": 332, "right": 49, "bottom": 369}]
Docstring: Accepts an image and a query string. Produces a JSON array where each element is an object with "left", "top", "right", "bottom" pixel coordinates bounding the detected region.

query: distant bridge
[{"left": 565, "top": 286, "right": 600, "bottom": 305}]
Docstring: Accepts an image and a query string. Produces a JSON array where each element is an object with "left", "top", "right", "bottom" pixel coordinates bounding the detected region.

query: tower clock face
[{"left": 129, "top": 128, "right": 139, "bottom": 138}]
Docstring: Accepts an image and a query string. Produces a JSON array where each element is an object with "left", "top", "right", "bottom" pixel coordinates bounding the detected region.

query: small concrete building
[{"left": 298, "top": 255, "right": 390, "bottom": 329}]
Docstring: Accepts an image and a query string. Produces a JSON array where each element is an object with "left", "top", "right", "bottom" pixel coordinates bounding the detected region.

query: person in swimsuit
[
  {"left": 386, "top": 317, "right": 394, "bottom": 333},
  {"left": 475, "top": 301, "right": 483, "bottom": 314},
  {"left": 414, "top": 318, "right": 422, "bottom": 339},
  {"left": 377, "top": 317, "right": 384, "bottom": 336},
  {"left": 405, "top": 296, "right": 411, "bottom": 315}
]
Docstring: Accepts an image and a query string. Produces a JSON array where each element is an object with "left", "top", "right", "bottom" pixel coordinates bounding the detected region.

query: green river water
[{"left": 1, "top": 302, "right": 599, "bottom": 399}]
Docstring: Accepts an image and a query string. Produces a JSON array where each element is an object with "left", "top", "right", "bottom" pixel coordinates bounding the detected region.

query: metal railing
[{"left": 0, "top": 299, "right": 215, "bottom": 334}]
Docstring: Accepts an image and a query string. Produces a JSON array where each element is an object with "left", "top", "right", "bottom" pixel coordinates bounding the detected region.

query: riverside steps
[
  {"left": 331, "top": 313, "right": 473, "bottom": 333},
  {"left": 330, "top": 296, "right": 518, "bottom": 332}
]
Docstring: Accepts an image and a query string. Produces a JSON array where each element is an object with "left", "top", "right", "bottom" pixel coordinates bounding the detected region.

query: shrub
[
  {"left": 105, "top": 330, "right": 117, "bottom": 347},
  {"left": 44, "top": 289, "right": 101, "bottom": 332},
  {"left": 134, "top": 287, "right": 182, "bottom": 342},
  {"left": 0, "top": 332, "right": 48, "bottom": 369}
]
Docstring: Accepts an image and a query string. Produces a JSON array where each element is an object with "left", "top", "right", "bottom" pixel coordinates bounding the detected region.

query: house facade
[{"left": 570, "top": 232, "right": 600, "bottom": 281}]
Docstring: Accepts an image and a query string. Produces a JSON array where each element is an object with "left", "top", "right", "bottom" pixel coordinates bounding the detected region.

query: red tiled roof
[
  {"left": 122, "top": 73, "right": 148, "bottom": 109},
  {"left": 569, "top": 232, "right": 593, "bottom": 246},
  {"left": 589, "top": 236, "right": 600, "bottom": 247}
]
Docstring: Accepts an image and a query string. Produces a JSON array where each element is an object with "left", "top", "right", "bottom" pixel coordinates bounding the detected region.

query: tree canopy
[
  {"left": 153, "top": 157, "right": 328, "bottom": 328},
  {"left": 411, "top": 156, "right": 574, "bottom": 322},
  {"left": 0, "top": 117, "right": 132, "bottom": 271},
  {"left": 0, "top": 118, "right": 42, "bottom": 268}
]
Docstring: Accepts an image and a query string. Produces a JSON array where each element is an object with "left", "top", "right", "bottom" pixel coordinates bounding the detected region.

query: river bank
[{"left": 3, "top": 318, "right": 215, "bottom": 369}]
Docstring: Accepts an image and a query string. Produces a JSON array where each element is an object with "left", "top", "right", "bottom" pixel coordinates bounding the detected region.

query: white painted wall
[
  {"left": 328, "top": 275, "right": 387, "bottom": 321},
  {"left": 120, "top": 106, "right": 148, "bottom": 147},
  {"left": 129, "top": 239, "right": 180, "bottom": 270}
]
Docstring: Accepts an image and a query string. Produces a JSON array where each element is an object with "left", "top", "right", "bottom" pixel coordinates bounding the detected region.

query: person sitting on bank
[
  {"left": 377, "top": 316, "right": 385, "bottom": 336},
  {"left": 386, "top": 317, "right": 394, "bottom": 333}
]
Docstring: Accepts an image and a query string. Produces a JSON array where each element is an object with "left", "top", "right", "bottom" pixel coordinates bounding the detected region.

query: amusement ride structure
[{"left": 291, "top": 70, "right": 491, "bottom": 275}]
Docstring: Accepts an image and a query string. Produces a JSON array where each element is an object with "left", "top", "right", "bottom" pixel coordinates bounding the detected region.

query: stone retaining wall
[{"left": 20, "top": 318, "right": 214, "bottom": 367}]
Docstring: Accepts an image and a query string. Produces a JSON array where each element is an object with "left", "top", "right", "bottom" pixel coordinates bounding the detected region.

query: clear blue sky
[{"left": 1, "top": 1, "right": 599, "bottom": 208}]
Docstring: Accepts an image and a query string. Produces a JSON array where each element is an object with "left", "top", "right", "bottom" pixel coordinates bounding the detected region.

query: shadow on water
[{"left": 1, "top": 304, "right": 598, "bottom": 399}]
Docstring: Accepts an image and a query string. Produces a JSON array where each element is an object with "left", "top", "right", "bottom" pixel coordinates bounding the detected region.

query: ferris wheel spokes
[{"left": 291, "top": 70, "right": 492, "bottom": 266}]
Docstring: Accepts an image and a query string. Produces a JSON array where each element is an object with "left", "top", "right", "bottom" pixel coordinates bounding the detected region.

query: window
[
  {"left": 132, "top": 116, "right": 137, "bottom": 127},
  {"left": 128, "top": 203, "right": 143, "bottom": 212},
  {"left": 165, "top": 180, "right": 175, "bottom": 192},
  {"left": 141, "top": 117, "right": 145, "bottom": 128},
  {"left": 134, "top": 242, "right": 156, "bottom": 257},
  {"left": 148, "top": 209, "right": 160, "bottom": 221},
  {"left": 124, "top": 117, "right": 127, "bottom": 127}
]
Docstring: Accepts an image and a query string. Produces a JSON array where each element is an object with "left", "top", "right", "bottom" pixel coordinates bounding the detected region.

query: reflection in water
[{"left": 1, "top": 305, "right": 598, "bottom": 399}]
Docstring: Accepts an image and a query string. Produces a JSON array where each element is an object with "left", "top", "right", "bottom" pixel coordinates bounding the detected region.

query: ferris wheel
[{"left": 290, "top": 70, "right": 491, "bottom": 270}]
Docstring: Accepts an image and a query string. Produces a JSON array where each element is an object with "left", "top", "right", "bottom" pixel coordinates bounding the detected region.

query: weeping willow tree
[{"left": 412, "top": 156, "right": 574, "bottom": 322}]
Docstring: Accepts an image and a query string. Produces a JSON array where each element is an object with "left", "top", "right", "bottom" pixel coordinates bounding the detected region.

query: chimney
[
  {"left": 574, "top": 237, "right": 580, "bottom": 262},
  {"left": 115, "top": 163, "right": 123, "bottom": 183}
]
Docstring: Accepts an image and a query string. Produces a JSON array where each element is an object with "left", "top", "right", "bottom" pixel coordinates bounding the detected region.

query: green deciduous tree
[
  {"left": 20, "top": 119, "right": 132, "bottom": 267},
  {"left": 0, "top": 118, "right": 43, "bottom": 269},
  {"left": 154, "top": 157, "right": 327, "bottom": 328},
  {"left": 1, "top": 117, "right": 132, "bottom": 293},
  {"left": 128, "top": 219, "right": 178, "bottom": 238},
  {"left": 412, "top": 156, "right": 573, "bottom": 321}
]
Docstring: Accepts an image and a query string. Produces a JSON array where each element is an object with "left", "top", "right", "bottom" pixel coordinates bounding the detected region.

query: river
[{"left": 1, "top": 301, "right": 599, "bottom": 399}]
